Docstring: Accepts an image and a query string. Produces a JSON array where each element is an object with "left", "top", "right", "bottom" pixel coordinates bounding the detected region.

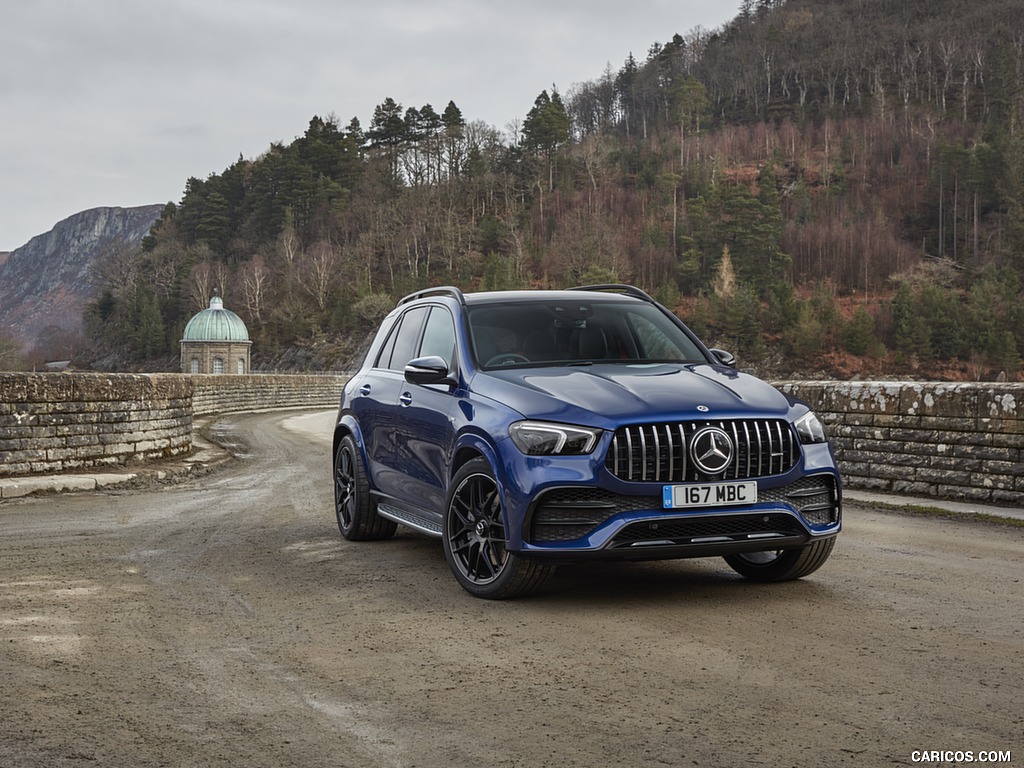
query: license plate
[{"left": 663, "top": 481, "right": 758, "bottom": 509}]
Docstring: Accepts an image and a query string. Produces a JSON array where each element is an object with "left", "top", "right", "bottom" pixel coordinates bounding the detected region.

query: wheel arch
[
  {"left": 448, "top": 430, "right": 503, "bottom": 481},
  {"left": 333, "top": 416, "right": 369, "bottom": 473},
  {"left": 333, "top": 413, "right": 358, "bottom": 448}
]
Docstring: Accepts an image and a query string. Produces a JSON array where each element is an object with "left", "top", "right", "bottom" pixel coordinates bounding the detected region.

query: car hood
[{"left": 472, "top": 363, "right": 797, "bottom": 428}]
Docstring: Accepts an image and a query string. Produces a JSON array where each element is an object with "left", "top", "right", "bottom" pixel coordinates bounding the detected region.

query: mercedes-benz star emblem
[{"left": 690, "top": 426, "right": 733, "bottom": 475}]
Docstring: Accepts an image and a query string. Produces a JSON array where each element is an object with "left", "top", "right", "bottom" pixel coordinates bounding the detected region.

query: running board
[{"left": 377, "top": 504, "right": 443, "bottom": 537}]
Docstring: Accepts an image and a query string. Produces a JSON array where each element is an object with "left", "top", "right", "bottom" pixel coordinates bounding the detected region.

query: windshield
[{"left": 468, "top": 299, "right": 710, "bottom": 370}]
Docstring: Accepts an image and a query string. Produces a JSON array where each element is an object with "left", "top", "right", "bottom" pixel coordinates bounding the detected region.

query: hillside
[
  {"left": 63, "top": 0, "right": 1024, "bottom": 379},
  {"left": 0, "top": 205, "right": 164, "bottom": 360}
]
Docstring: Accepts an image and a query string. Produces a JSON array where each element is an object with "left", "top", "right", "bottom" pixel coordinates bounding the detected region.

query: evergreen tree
[
  {"left": 366, "top": 97, "right": 407, "bottom": 185},
  {"left": 441, "top": 101, "right": 466, "bottom": 179},
  {"left": 842, "top": 307, "right": 878, "bottom": 356},
  {"left": 522, "top": 88, "right": 571, "bottom": 191},
  {"left": 890, "top": 282, "right": 934, "bottom": 361}
]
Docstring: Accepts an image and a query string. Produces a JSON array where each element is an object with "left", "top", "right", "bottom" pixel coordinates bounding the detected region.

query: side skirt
[{"left": 376, "top": 502, "right": 443, "bottom": 537}]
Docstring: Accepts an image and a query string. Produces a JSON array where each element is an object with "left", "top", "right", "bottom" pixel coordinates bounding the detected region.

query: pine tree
[{"left": 522, "top": 88, "right": 571, "bottom": 191}]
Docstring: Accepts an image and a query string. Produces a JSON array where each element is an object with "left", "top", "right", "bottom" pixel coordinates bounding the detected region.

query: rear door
[
  {"left": 391, "top": 305, "right": 460, "bottom": 514},
  {"left": 355, "top": 306, "right": 428, "bottom": 499}
]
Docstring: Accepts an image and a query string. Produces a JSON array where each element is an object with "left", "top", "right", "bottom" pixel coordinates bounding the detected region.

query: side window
[
  {"left": 386, "top": 306, "right": 428, "bottom": 371},
  {"left": 419, "top": 307, "right": 456, "bottom": 368},
  {"left": 374, "top": 319, "right": 400, "bottom": 370}
]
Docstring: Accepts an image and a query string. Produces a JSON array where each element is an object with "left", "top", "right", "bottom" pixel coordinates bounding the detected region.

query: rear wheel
[
  {"left": 442, "top": 458, "right": 553, "bottom": 599},
  {"left": 723, "top": 537, "right": 836, "bottom": 581},
  {"left": 334, "top": 435, "right": 397, "bottom": 541}
]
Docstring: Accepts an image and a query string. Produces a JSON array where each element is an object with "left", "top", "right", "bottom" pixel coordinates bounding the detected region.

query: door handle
[
  {"left": 359, "top": 384, "right": 371, "bottom": 396},
  {"left": 399, "top": 392, "right": 413, "bottom": 406}
]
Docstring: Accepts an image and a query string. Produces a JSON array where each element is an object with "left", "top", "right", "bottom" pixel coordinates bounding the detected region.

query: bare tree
[
  {"left": 277, "top": 223, "right": 301, "bottom": 270},
  {"left": 240, "top": 256, "right": 271, "bottom": 323},
  {"left": 89, "top": 242, "right": 141, "bottom": 300},
  {"left": 187, "top": 263, "right": 212, "bottom": 310},
  {"left": 297, "top": 240, "right": 338, "bottom": 312},
  {"left": 181, "top": 243, "right": 231, "bottom": 310}
]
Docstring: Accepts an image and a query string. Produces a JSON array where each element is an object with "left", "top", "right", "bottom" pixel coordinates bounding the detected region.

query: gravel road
[{"left": 1, "top": 410, "right": 1020, "bottom": 768}]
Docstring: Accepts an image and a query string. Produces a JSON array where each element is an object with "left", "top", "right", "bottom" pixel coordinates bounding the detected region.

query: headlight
[
  {"left": 794, "top": 411, "right": 828, "bottom": 444},
  {"left": 509, "top": 421, "right": 601, "bottom": 455}
]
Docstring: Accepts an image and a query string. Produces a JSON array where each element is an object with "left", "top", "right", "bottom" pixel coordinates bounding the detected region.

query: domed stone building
[{"left": 180, "top": 294, "right": 252, "bottom": 374}]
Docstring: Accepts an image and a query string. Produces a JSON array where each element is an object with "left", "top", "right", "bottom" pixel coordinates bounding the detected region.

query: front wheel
[
  {"left": 334, "top": 435, "right": 397, "bottom": 541},
  {"left": 723, "top": 537, "right": 836, "bottom": 581},
  {"left": 442, "top": 458, "right": 553, "bottom": 599}
]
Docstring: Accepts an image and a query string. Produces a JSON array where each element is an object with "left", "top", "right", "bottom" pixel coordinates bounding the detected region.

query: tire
[
  {"left": 442, "top": 458, "right": 553, "bottom": 599},
  {"left": 723, "top": 537, "right": 836, "bottom": 582},
  {"left": 333, "top": 435, "right": 397, "bottom": 541}
]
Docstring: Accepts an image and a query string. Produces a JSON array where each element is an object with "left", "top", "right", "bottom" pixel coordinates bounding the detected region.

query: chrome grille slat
[
  {"left": 729, "top": 421, "right": 740, "bottom": 480},
  {"left": 607, "top": 419, "right": 798, "bottom": 483},
  {"left": 639, "top": 426, "right": 649, "bottom": 481},
  {"left": 756, "top": 420, "right": 765, "bottom": 476},
  {"left": 745, "top": 423, "right": 753, "bottom": 479},
  {"left": 678, "top": 423, "right": 687, "bottom": 479},
  {"left": 625, "top": 428, "right": 634, "bottom": 480},
  {"left": 775, "top": 421, "right": 785, "bottom": 474},
  {"left": 665, "top": 424, "right": 675, "bottom": 481}
]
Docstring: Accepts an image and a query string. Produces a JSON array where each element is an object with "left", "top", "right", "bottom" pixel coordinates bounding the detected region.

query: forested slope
[{"left": 83, "top": 0, "right": 1024, "bottom": 379}]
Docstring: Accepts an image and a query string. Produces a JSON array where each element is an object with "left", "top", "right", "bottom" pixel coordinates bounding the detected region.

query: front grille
[
  {"left": 605, "top": 419, "right": 798, "bottom": 483},
  {"left": 527, "top": 474, "right": 839, "bottom": 543}
]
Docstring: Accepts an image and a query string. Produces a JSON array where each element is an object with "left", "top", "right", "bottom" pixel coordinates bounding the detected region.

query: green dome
[{"left": 182, "top": 296, "right": 250, "bottom": 342}]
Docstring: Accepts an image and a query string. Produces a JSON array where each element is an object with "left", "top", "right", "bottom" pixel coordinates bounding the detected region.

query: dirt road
[{"left": 1, "top": 410, "right": 1020, "bottom": 767}]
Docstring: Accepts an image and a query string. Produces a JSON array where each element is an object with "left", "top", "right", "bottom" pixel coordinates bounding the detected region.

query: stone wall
[
  {"left": 0, "top": 373, "right": 192, "bottom": 477},
  {"left": 190, "top": 374, "right": 344, "bottom": 417},
  {"left": 779, "top": 382, "right": 1024, "bottom": 505},
  {"left": 2, "top": 373, "right": 1022, "bottom": 506},
  {"left": 0, "top": 373, "right": 345, "bottom": 478}
]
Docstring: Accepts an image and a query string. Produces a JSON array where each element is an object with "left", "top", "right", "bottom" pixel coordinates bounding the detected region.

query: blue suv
[{"left": 332, "top": 285, "right": 841, "bottom": 598}]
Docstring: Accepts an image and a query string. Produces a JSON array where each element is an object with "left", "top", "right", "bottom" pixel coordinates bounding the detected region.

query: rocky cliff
[{"left": 0, "top": 205, "right": 163, "bottom": 352}]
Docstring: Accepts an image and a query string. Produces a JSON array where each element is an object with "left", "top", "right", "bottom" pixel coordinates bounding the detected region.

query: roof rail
[
  {"left": 397, "top": 285, "right": 466, "bottom": 306},
  {"left": 568, "top": 284, "right": 656, "bottom": 303}
]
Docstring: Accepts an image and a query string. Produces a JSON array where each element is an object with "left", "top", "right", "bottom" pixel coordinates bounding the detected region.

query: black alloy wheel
[
  {"left": 334, "top": 434, "right": 396, "bottom": 541},
  {"left": 442, "top": 458, "right": 553, "bottom": 599}
]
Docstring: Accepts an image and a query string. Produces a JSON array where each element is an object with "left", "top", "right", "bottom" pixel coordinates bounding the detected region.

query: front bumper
[
  {"left": 497, "top": 441, "right": 841, "bottom": 560},
  {"left": 518, "top": 473, "right": 840, "bottom": 561}
]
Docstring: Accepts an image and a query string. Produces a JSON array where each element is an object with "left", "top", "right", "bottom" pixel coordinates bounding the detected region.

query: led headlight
[
  {"left": 794, "top": 411, "right": 828, "bottom": 444},
  {"left": 509, "top": 421, "right": 601, "bottom": 455}
]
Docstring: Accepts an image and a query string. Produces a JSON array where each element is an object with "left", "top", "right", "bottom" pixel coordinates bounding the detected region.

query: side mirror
[
  {"left": 709, "top": 348, "right": 736, "bottom": 367},
  {"left": 404, "top": 356, "right": 456, "bottom": 386}
]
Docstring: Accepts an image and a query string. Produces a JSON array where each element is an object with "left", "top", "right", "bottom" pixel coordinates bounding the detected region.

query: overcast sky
[{"left": 1, "top": 0, "right": 739, "bottom": 251}]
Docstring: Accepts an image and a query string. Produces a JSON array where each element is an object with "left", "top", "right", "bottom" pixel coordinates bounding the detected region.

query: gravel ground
[{"left": 1, "top": 410, "right": 1020, "bottom": 767}]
